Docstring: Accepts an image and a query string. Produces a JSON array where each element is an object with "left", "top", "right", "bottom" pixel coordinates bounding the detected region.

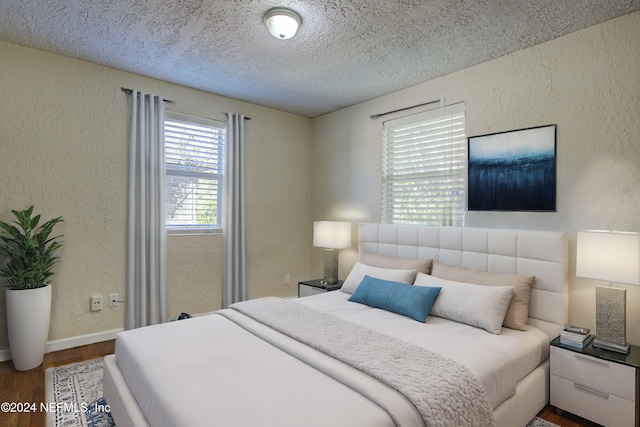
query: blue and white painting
[{"left": 468, "top": 125, "right": 556, "bottom": 211}]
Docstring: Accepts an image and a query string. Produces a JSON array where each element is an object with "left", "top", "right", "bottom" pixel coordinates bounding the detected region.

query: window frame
[
  {"left": 164, "top": 111, "right": 225, "bottom": 234},
  {"left": 381, "top": 103, "right": 466, "bottom": 226}
]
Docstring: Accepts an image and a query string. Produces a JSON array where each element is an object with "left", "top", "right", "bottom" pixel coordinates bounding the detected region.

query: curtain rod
[
  {"left": 121, "top": 87, "right": 252, "bottom": 120},
  {"left": 369, "top": 99, "right": 441, "bottom": 120},
  {"left": 224, "top": 113, "right": 251, "bottom": 121},
  {"left": 121, "top": 87, "right": 174, "bottom": 103}
]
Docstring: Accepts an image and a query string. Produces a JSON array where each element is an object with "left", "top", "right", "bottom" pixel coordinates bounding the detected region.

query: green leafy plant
[{"left": 0, "top": 206, "right": 63, "bottom": 290}]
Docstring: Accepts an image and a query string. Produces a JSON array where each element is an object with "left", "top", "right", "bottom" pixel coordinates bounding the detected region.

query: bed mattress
[{"left": 113, "top": 292, "right": 549, "bottom": 427}]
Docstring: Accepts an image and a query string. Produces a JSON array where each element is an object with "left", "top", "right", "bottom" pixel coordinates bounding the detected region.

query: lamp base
[
  {"left": 592, "top": 338, "right": 630, "bottom": 354},
  {"left": 595, "top": 285, "right": 627, "bottom": 350},
  {"left": 322, "top": 249, "right": 339, "bottom": 285}
]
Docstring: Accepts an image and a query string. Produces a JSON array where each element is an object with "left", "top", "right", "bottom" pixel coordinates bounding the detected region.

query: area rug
[
  {"left": 45, "top": 358, "right": 559, "bottom": 427},
  {"left": 527, "top": 417, "right": 560, "bottom": 427},
  {"left": 44, "top": 357, "right": 114, "bottom": 427}
]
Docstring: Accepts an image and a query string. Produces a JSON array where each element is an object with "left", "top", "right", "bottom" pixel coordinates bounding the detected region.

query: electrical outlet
[
  {"left": 90, "top": 294, "right": 103, "bottom": 311},
  {"left": 109, "top": 293, "right": 119, "bottom": 307},
  {"left": 284, "top": 274, "right": 291, "bottom": 285}
]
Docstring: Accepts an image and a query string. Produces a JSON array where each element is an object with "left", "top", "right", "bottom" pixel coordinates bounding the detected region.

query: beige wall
[
  {"left": 1, "top": 11, "right": 638, "bottom": 353},
  {"left": 0, "top": 41, "right": 312, "bottom": 351},
  {"left": 311, "top": 12, "right": 640, "bottom": 343}
]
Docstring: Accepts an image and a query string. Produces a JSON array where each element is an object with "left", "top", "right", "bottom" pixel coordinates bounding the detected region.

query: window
[
  {"left": 382, "top": 103, "right": 466, "bottom": 226},
  {"left": 164, "top": 112, "right": 225, "bottom": 232}
]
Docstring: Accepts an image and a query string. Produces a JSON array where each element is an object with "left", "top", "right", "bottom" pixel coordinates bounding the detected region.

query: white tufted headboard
[{"left": 358, "top": 224, "right": 568, "bottom": 339}]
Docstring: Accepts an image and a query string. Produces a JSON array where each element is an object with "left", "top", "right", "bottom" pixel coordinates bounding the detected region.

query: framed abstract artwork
[{"left": 468, "top": 124, "right": 556, "bottom": 211}]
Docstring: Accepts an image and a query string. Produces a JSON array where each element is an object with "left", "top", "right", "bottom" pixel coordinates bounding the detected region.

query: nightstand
[
  {"left": 298, "top": 279, "right": 343, "bottom": 298},
  {"left": 550, "top": 336, "right": 640, "bottom": 427}
]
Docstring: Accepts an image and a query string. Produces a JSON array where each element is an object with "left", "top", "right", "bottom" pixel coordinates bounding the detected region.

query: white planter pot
[{"left": 6, "top": 285, "right": 52, "bottom": 371}]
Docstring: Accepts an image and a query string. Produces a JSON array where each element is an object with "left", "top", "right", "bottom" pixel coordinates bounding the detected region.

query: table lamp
[
  {"left": 313, "top": 221, "right": 351, "bottom": 285},
  {"left": 576, "top": 230, "right": 640, "bottom": 354}
]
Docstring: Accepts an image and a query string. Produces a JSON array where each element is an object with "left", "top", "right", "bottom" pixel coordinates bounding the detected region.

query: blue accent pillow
[{"left": 348, "top": 275, "right": 441, "bottom": 322}]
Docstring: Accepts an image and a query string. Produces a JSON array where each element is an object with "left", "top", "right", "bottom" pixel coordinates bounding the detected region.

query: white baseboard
[{"left": 0, "top": 328, "right": 123, "bottom": 363}]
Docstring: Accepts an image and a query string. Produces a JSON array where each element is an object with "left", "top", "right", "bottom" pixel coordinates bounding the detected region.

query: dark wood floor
[
  {"left": 537, "top": 405, "right": 601, "bottom": 427},
  {"left": 0, "top": 340, "right": 601, "bottom": 427},
  {"left": 0, "top": 340, "right": 115, "bottom": 427}
]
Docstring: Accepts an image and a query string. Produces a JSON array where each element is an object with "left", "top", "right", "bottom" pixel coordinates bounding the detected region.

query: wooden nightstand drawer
[
  {"left": 551, "top": 374, "right": 635, "bottom": 427},
  {"left": 551, "top": 346, "right": 636, "bottom": 400}
]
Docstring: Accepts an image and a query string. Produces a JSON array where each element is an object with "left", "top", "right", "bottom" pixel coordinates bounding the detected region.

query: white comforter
[
  {"left": 226, "top": 297, "right": 495, "bottom": 426},
  {"left": 113, "top": 292, "right": 549, "bottom": 427},
  {"left": 115, "top": 310, "right": 417, "bottom": 427},
  {"left": 299, "top": 291, "right": 550, "bottom": 408}
]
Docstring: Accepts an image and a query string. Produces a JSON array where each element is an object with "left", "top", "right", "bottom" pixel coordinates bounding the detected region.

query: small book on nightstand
[{"left": 560, "top": 326, "right": 593, "bottom": 348}]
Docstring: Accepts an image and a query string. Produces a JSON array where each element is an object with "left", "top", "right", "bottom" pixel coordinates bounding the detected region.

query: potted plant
[{"left": 0, "top": 206, "right": 63, "bottom": 371}]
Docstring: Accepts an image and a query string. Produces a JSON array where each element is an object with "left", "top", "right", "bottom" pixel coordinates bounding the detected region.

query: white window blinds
[
  {"left": 165, "top": 112, "right": 225, "bottom": 232},
  {"left": 382, "top": 103, "right": 466, "bottom": 226}
]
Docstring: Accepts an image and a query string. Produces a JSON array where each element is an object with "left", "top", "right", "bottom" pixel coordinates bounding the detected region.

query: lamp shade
[
  {"left": 263, "top": 8, "right": 301, "bottom": 39},
  {"left": 576, "top": 230, "right": 640, "bottom": 286},
  {"left": 313, "top": 221, "right": 351, "bottom": 249}
]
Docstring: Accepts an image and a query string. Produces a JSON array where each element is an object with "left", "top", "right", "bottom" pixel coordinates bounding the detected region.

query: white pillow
[
  {"left": 341, "top": 262, "right": 418, "bottom": 294},
  {"left": 413, "top": 273, "right": 514, "bottom": 334}
]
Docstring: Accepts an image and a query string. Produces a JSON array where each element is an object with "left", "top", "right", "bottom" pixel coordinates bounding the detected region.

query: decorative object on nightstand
[
  {"left": 560, "top": 326, "right": 593, "bottom": 348},
  {"left": 313, "top": 221, "right": 351, "bottom": 285},
  {"left": 298, "top": 279, "right": 344, "bottom": 298},
  {"left": 550, "top": 337, "right": 640, "bottom": 427},
  {"left": 576, "top": 230, "right": 640, "bottom": 354}
]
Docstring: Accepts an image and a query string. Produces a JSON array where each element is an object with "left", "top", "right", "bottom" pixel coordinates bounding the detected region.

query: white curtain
[
  {"left": 126, "top": 90, "right": 167, "bottom": 329},
  {"left": 222, "top": 113, "right": 247, "bottom": 307}
]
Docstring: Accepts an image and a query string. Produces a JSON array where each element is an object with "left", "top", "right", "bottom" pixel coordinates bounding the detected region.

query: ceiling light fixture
[{"left": 263, "top": 8, "right": 301, "bottom": 40}]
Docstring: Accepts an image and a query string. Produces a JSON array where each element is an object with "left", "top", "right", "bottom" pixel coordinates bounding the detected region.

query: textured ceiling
[{"left": 1, "top": 0, "right": 639, "bottom": 117}]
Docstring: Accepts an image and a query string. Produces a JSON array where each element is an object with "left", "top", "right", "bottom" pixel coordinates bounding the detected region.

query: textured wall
[
  {"left": 312, "top": 12, "right": 640, "bottom": 343},
  {"left": 0, "top": 41, "right": 312, "bottom": 351}
]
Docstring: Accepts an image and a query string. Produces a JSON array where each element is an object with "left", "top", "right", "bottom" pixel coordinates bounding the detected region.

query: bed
[{"left": 103, "top": 223, "right": 568, "bottom": 427}]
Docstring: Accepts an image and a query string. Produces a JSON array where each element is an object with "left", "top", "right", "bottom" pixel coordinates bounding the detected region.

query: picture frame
[{"left": 468, "top": 124, "right": 556, "bottom": 212}]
